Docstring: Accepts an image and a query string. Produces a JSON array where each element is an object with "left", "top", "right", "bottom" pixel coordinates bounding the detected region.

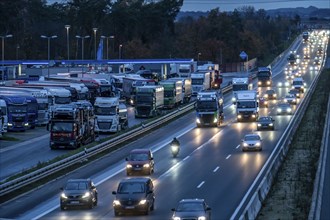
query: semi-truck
[
  {"left": 167, "top": 77, "right": 192, "bottom": 103},
  {"left": 159, "top": 79, "right": 183, "bottom": 108},
  {"left": 135, "top": 85, "right": 164, "bottom": 118},
  {"left": 94, "top": 96, "right": 121, "bottom": 133},
  {"left": 197, "top": 63, "right": 222, "bottom": 89},
  {"left": 191, "top": 71, "right": 211, "bottom": 95},
  {"left": 195, "top": 90, "right": 224, "bottom": 127},
  {"left": 231, "top": 77, "right": 253, "bottom": 103},
  {"left": 0, "top": 98, "right": 7, "bottom": 134},
  {"left": 48, "top": 101, "right": 96, "bottom": 149},
  {"left": 235, "top": 90, "right": 259, "bottom": 122},
  {"left": 257, "top": 67, "right": 272, "bottom": 87}
]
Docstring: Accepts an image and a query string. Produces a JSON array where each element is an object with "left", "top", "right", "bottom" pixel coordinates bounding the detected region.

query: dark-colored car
[
  {"left": 284, "top": 94, "right": 297, "bottom": 105},
  {"left": 112, "top": 177, "right": 155, "bottom": 216},
  {"left": 259, "top": 97, "right": 268, "bottom": 108},
  {"left": 171, "top": 199, "right": 211, "bottom": 220},
  {"left": 289, "top": 89, "right": 301, "bottom": 98},
  {"left": 264, "top": 89, "right": 277, "bottom": 100},
  {"left": 257, "top": 116, "right": 275, "bottom": 131},
  {"left": 126, "top": 149, "right": 154, "bottom": 175},
  {"left": 60, "top": 179, "right": 98, "bottom": 210}
]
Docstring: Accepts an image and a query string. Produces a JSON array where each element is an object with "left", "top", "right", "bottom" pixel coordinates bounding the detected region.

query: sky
[{"left": 180, "top": 0, "right": 330, "bottom": 12}]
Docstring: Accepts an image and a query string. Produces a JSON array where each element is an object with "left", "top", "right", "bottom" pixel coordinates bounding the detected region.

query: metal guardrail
[{"left": 230, "top": 55, "right": 326, "bottom": 219}]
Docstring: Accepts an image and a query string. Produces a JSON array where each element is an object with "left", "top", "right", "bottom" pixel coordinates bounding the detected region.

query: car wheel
[
  {"left": 88, "top": 201, "right": 93, "bottom": 209},
  {"left": 94, "top": 196, "right": 98, "bottom": 206},
  {"left": 144, "top": 206, "right": 149, "bottom": 215}
]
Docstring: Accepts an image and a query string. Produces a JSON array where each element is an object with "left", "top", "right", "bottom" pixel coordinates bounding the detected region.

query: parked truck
[
  {"left": 48, "top": 101, "right": 96, "bottom": 149},
  {"left": 159, "top": 79, "right": 183, "bottom": 108},
  {"left": 257, "top": 67, "right": 272, "bottom": 87},
  {"left": 195, "top": 90, "right": 224, "bottom": 127},
  {"left": 0, "top": 98, "right": 8, "bottom": 134},
  {"left": 167, "top": 77, "right": 192, "bottom": 103},
  {"left": 135, "top": 85, "right": 164, "bottom": 118},
  {"left": 235, "top": 90, "right": 259, "bottom": 122},
  {"left": 231, "top": 77, "right": 253, "bottom": 104},
  {"left": 94, "top": 96, "right": 121, "bottom": 133},
  {"left": 191, "top": 71, "right": 211, "bottom": 95}
]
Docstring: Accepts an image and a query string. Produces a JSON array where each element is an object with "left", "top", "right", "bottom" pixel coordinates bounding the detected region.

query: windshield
[
  {"left": 129, "top": 153, "right": 148, "bottom": 161},
  {"left": 233, "top": 84, "right": 248, "bottom": 91},
  {"left": 54, "top": 96, "right": 71, "bottom": 104},
  {"left": 244, "top": 135, "right": 260, "bottom": 141},
  {"left": 51, "top": 122, "right": 73, "bottom": 132},
  {"left": 65, "top": 182, "right": 87, "bottom": 190},
  {"left": 164, "top": 90, "right": 174, "bottom": 97},
  {"left": 196, "top": 100, "right": 217, "bottom": 110},
  {"left": 38, "top": 103, "right": 48, "bottom": 110},
  {"left": 27, "top": 103, "right": 38, "bottom": 112},
  {"left": 8, "top": 105, "right": 27, "bottom": 113},
  {"left": 177, "top": 202, "right": 204, "bottom": 211},
  {"left": 136, "top": 94, "right": 153, "bottom": 104},
  {"left": 259, "top": 117, "right": 271, "bottom": 121},
  {"left": 94, "top": 106, "right": 117, "bottom": 115},
  {"left": 0, "top": 106, "right": 7, "bottom": 115},
  {"left": 191, "top": 78, "right": 203, "bottom": 85},
  {"left": 237, "top": 101, "right": 256, "bottom": 108},
  {"left": 118, "top": 182, "right": 145, "bottom": 194},
  {"left": 257, "top": 71, "right": 271, "bottom": 77},
  {"left": 293, "top": 81, "right": 303, "bottom": 85}
]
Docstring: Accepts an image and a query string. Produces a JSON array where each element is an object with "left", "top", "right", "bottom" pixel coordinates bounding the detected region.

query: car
[
  {"left": 289, "top": 89, "right": 301, "bottom": 98},
  {"left": 126, "top": 149, "right": 154, "bottom": 175},
  {"left": 60, "top": 179, "right": 98, "bottom": 210},
  {"left": 284, "top": 94, "right": 297, "bottom": 105},
  {"left": 112, "top": 177, "right": 155, "bottom": 216},
  {"left": 241, "top": 133, "right": 262, "bottom": 151},
  {"left": 276, "top": 102, "right": 293, "bottom": 115},
  {"left": 171, "top": 199, "right": 211, "bottom": 220},
  {"left": 259, "top": 97, "right": 268, "bottom": 108},
  {"left": 257, "top": 116, "right": 275, "bottom": 130},
  {"left": 277, "top": 81, "right": 290, "bottom": 88},
  {"left": 264, "top": 89, "right": 277, "bottom": 100},
  {"left": 292, "top": 77, "right": 305, "bottom": 93}
]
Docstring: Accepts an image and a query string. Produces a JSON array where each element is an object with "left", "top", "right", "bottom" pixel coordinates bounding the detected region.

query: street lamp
[
  {"left": 76, "top": 35, "right": 90, "bottom": 60},
  {"left": 1, "top": 34, "right": 13, "bottom": 81},
  {"left": 119, "top": 44, "right": 122, "bottom": 59},
  {"left": 40, "top": 35, "right": 57, "bottom": 78},
  {"left": 198, "top": 52, "right": 201, "bottom": 62},
  {"left": 65, "top": 25, "right": 70, "bottom": 60},
  {"left": 101, "top": 35, "right": 115, "bottom": 60},
  {"left": 93, "top": 28, "right": 98, "bottom": 60}
]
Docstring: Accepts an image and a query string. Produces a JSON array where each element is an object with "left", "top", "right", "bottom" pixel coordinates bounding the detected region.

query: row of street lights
[{"left": 1, "top": 34, "right": 13, "bottom": 80}]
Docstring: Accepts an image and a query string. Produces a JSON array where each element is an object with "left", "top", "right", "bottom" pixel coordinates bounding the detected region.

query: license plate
[
  {"left": 70, "top": 201, "right": 80, "bottom": 204},
  {"left": 134, "top": 168, "right": 142, "bottom": 170},
  {"left": 126, "top": 206, "right": 134, "bottom": 209}
]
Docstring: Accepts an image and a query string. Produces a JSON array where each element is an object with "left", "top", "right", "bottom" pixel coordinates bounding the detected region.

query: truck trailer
[
  {"left": 94, "top": 97, "right": 121, "bottom": 133},
  {"left": 235, "top": 90, "right": 259, "bottom": 122},
  {"left": 135, "top": 85, "right": 164, "bottom": 118},
  {"left": 159, "top": 79, "right": 183, "bottom": 108}
]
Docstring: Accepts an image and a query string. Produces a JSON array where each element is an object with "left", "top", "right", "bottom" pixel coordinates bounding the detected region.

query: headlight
[
  {"left": 232, "top": 97, "right": 236, "bottom": 102},
  {"left": 196, "top": 118, "right": 201, "bottom": 124},
  {"left": 7, "top": 123, "right": 13, "bottom": 126},
  {"left": 277, "top": 109, "right": 282, "bottom": 112},
  {"left": 273, "top": 94, "right": 277, "bottom": 97},
  {"left": 258, "top": 81, "right": 261, "bottom": 85},
  {"left": 237, "top": 115, "right": 242, "bottom": 119},
  {"left": 198, "top": 217, "right": 207, "bottom": 220},
  {"left": 143, "top": 164, "right": 150, "bottom": 168},
  {"left": 284, "top": 99, "right": 287, "bottom": 102},
  {"left": 267, "top": 81, "right": 270, "bottom": 85},
  {"left": 288, "top": 108, "right": 292, "bottom": 112},
  {"left": 61, "top": 193, "right": 68, "bottom": 199},
  {"left": 113, "top": 200, "right": 121, "bottom": 206},
  {"left": 243, "top": 142, "right": 248, "bottom": 147},
  {"left": 213, "top": 117, "right": 218, "bottom": 123},
  {"left": 258, "top": 123, "right": 261, "bottom": 126},
  {"left": 255, "top": 142, "right": 261, "bottom": 146},
  {"left": 82, "top": 192, "right": 91, "bottom": 198},
  {"left": 264, "top": 94, "right": 268, "bottom": 98},
  {"left": 252, "top": 114, "right": 256, "bottom": 118},
  {"left": 173, "top": 217, "right": 181, "bottom": 220},
  {"left": 269, "top": 123, "right": 273, "bottom": 126},
  {"left": 24, "top": 123, "right": 29, "bottom": 126},
  {"left": 139, "top": 199, "right": 147, "bottom": 205},
  {"left": 126, "top": 164, "right": 132, "bottom": 168}
]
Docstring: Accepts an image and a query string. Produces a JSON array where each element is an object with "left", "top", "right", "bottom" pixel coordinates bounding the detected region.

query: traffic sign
[{"left": 240, "top": 51, "right": 248, "bottom": 60}]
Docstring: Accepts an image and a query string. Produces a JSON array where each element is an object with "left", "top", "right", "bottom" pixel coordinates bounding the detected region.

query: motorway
[{"left": 0, "top": 31, "right": 327, "bottom": 219}]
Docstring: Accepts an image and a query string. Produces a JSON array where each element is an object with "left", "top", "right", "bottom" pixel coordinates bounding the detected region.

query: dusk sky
[{"left": 180, "top": 0, "right": 330, "bottom": 12}]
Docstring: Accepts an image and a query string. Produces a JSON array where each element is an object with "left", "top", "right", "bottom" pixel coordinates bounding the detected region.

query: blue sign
[{"left": 240, "top": 51, "right": 248, "bottom": 60}]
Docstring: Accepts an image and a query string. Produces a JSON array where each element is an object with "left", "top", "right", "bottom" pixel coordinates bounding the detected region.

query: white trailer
[
  {"left": 191, "top": 71, "right": 211, "bottom": 95},
  {"left": 94, "top": 96, "right": 121, "bottom": 133},
  {"left": 235, "top": 90, "right": 259, "bottom": 122},
  {"left": 167, "top": 77, "right": 192, "bottom": 103},
  {"left": 231, "top": 77, "right": 253, "bottom": 103},
  {"left": 0, "top": 98, "right": 7, "bottom": 134}
]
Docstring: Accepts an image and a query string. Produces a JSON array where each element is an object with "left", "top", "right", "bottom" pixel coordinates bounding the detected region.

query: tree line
[{"left": 0, "top": 0, "right": 301, "bottom": 67}]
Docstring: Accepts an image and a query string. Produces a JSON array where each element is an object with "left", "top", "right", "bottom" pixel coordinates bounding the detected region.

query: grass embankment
[{"left": 257, "top": 68, "right": 330, "bottom": 219}]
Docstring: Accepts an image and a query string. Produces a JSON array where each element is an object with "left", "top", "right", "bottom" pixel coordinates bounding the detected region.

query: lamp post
[
  {"left": 16, "top": 44, "right": 20, "bottom": 60},
  {"left": 198, "top": 52, "right": 201, "bottom": 62},
  {"left": 101, "top": 35, "right": 115, "bottom": 60},
  {"left": 119, "top": 44, "right": 122, "bottom": 59},
  {"left": 1, "top": 34, "right": 13, "bottom": 81},
  {"left": 41, "top": 35, "right": 57, "bottom": 78},
  {"left": 75, "top": 35, "right": 90, "bottom": 60},
  {"left": 93, "top": 28, "right": 98, "bottom": 60},
  {"left": 65, "top": 25, "right": 70, "bottom": 60}
]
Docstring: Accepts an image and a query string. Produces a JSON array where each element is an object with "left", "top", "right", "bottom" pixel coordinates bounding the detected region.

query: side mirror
[
  {"left": 125, "top": 157, "right": 128, "bottom": 161},
  {"left": 206, "top": 207, "right": 211, "bottom": 211},
  {"left": 112, "top": 191, "right": 117, "bottom": 195},
  {"left": 91, "top": 186, "right": 96, "bottom": 189},
  {"left": 150, "top": 157, "right": 154, "bottom": 160},
  {"left": 60, "top": 187, "right": 64, "bottom": 191},
  {"left": 171, "top": 208, "right": 176, "bottom": 211}
]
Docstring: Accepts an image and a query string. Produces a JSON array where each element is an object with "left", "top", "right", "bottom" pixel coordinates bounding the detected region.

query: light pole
[
  {"left": 101, "top": 35, "right": 115, "bottom": 60},
  {"left": 93, "top": 28, "right": 98, "bottom": 60},
  {"left": 75, "top": 35, "right": 90, "bottom": 60},
  {"left": 197, "top": 52, "right": 201, "bottom": 62},
  {"left": 119, "top": 44, "right": 122, "bottom": 59},
  {"left": 65, "top": 25, "right": 70, "bottom": 60},
  {"left": 1, "top": 34, "right": 13, "bottom": 81},
  {"left": 41, "top": 35, "right": 57, "bottom": 78},
  {"left": 16, "top": 44, "right": 20, "bottom": 60}
]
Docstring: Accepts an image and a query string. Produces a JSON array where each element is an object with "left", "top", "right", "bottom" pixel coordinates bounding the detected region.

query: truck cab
[
  {"left": 235, "top": 90, "right": 259, "bottom": 122},
  {"left": 94, "top": 97, "right": 120, "bottom": 133}
]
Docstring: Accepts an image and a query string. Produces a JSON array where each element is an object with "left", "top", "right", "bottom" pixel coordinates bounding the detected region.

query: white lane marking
[
  {"left": 226, "top": 154, "right": 231, "bottom": 159},
  {"left": 213, "top": 166, "right": 220, "bottom": 172},
  {"left": 236, "top": 145, "right": 240, "bottom": 149},
  {"left": 183, "top": 156, "right": 189, "bottom": 161},
  {"left": 197, "top": 181, "right": 205, "bottom": 188}
]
